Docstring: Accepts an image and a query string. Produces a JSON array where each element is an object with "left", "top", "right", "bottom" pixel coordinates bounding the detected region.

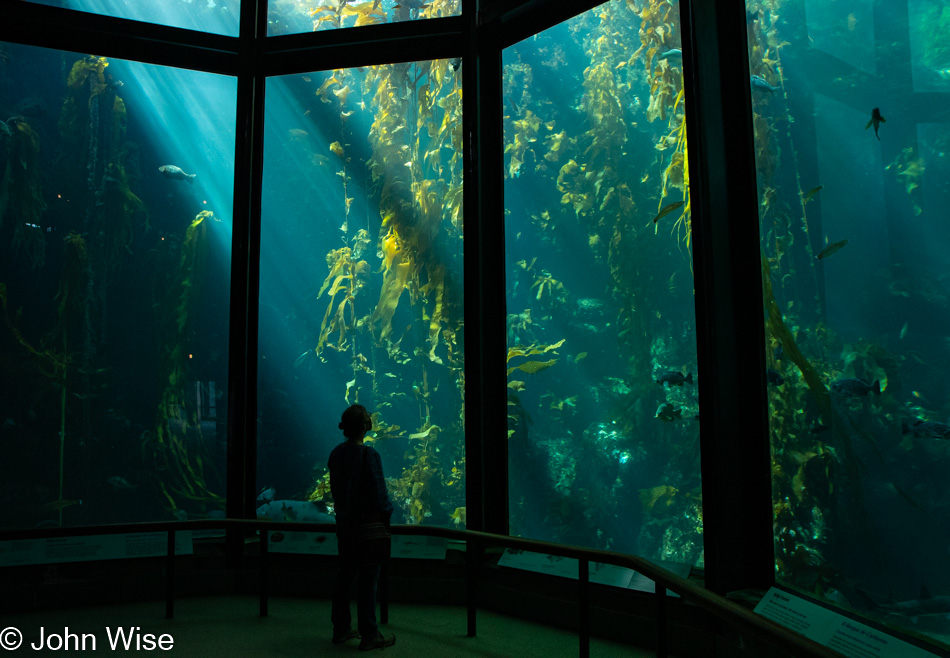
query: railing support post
[
  {"left": 260, "top": 530, "right": 268, "bottom": 617},
  {"left": 656, "top": 583, "right": 668, "bottom": 657},
  {"left": 579, "top": 558, "right": 589, "bottom": 658},
  {"left": 466, "top": 539, "right": 479, "bottom": 637},
  {"left": 380, "top": 559, "right": 390, "bottom": 624},
  {"left": 165, "top": 530, "right": 175, "bottom": 619}
]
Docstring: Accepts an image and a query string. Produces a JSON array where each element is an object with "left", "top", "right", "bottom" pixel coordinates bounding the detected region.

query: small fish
[
  {"left": 651, "top": 201, "right": 685, "bottom": 224},
  {"left": 288, "top": 128, "right": 309, "bottom": 138},
  {"left": 656, "top": 370, "right": 693, "bottom": 387},
  {"left": 817, "top": 239, "right": 847, "bottom": 260},
  {"left": 903, "top": 420, "right": 950, "bottom": 439},
  {"left": 294, "top": 350, "right": 313, "bottom": 367},
  {"left": 659, "top": 48, "right": 682, "bottom": 62},
  {"left": 655, "top": 403, "right": 682, "bottom": 422},
  {"left": 450, "top": 57, "right": 462, "bottom": 72},
  {"left": 574, "top": 352, "right": 588, "bottom": 363},
  {"left": 44, "top": 499, "right": 82, "bottom": 511},
  {"left": 865, "top": 107, "right": 885, "bottom": 140},
  {"left": 802, "top": 185, "right": 823, "bottom": 203},
  {"left": 830, "top": 377, "right": 880, "bottom": 397},
  {"left": 767, "top": 369, "right": 784, "bottom": 386},
  {"left": 257, "top": 486, "right": 276, "bottom": 504},
  {"left": 159, "top": 165, "right": 196, "bottom": 183},
  {"left": 750, "top": 75, "right": 779, "bottom": 92},
  {"left": 899, "top": 322, "right": 908, "bottom": 340},
  {"left": 107, "top": 475, "right": 136, "bottom": 489}
]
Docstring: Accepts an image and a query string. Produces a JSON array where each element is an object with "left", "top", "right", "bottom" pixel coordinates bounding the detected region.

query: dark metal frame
[{"left": 2, "top": 0, "right": 774, "bottom": 594}]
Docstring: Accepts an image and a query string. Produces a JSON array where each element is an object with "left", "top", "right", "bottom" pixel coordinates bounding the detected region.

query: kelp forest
[{"left": 0, "top": 46, "right": 231, "bottom": 529}]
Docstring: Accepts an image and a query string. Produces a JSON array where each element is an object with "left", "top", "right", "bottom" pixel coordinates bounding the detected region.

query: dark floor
[{"left": 2, "top": 596, "right": 658, "bottom": 657}]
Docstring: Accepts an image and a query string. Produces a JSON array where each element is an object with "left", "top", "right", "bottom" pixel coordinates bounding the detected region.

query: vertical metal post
[
  {"left": 656, "top": 583, "right": 668, "bottom": 658},
  {"left": 464, "top": 0, "right": 509, "bottom": 537},
  {"left": 260, "top": 529, "right": 268, "bottom": 617},
  {"left": 466, "top": 539, "right": 479, "bottom": 637},
  {"left": 681, "top": 0, "right": 774, "bottom": 595},
  {"left": 165, "top": 530, "right": 175, "bottom": 619},
  {"left": 578, "top": 558, "right": 589, "bottom": 658}
]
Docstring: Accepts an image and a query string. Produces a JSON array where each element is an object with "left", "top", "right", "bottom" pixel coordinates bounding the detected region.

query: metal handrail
[{"left": 0, "top": 520, "right": 838, "bottom": 657}]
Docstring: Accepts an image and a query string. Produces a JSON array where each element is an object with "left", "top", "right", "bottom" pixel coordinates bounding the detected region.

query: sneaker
[
  {"left": 359, "top": 632, "right": 396, "bottom": 651},
  {"left": 332, "top": 627, "right": 359, "bottom": 643}
]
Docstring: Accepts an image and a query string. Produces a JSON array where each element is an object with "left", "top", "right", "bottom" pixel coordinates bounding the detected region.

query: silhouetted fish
[{"left": 159, "top": 165, "right": 196, "bottom": 183}]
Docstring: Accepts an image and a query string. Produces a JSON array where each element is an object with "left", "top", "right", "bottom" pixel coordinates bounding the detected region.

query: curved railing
[{"left": 0, "top": 520, "right": 838, "bottom": 657}]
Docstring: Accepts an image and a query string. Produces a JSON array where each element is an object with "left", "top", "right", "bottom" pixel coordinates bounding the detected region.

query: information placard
[
  {"left": 0, "top": 532, "right": 193, "bottom": 567},
  {"left": 754, "top": 587, "right": 938, "bottom": 658}
]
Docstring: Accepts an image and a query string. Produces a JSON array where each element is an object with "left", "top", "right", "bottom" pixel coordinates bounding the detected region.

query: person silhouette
[{"left": 328, "top": 404, "right": 396, "bottom": 650}]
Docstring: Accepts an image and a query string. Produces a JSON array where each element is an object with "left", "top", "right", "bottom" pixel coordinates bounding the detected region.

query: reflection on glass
[
  {"left": 749, "top": 0, "right": 950, "bottom": 649},
  {"left": 258, "top": 61, "right": 465, "bottom": 529},
  {"left": 0, "top": 42, "right": 235, "bottom": 529},
  {"left": 26, "top": 0, "right": 240, "bottom": 37},
  {"left": 268, "top": 0, "right": 461, "bottom": 37},
  {"left": 503, "top": 2, "right": 702, "bottom": 565},
  {"left": 909, "top": 0, "right": 950, "bottom": 92}
]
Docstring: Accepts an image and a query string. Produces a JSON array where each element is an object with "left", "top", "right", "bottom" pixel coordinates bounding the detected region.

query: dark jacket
[{"left": 328, "top": 442, "right": 393, "bottom": 530}]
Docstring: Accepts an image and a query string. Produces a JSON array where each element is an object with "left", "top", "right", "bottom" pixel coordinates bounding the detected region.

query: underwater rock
[{"left": 256, "top": 499, "right": 334, "bottom": 523}]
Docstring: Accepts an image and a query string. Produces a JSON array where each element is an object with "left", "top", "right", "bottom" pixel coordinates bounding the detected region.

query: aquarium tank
[
  {"left": 746, "top": 0, "right": 950, "bottom": 648},
  {"left": 0, "top": 41, "right": 235, "bottom": 528},
  {"left": 504, "top": 2, "right": 703, "bottom": 566},
  {"left": 3, "top": 0, "right": 950, "bottom": 652},
  {"left": 257, "top": 60, "right": 465, "bottom": 528}
]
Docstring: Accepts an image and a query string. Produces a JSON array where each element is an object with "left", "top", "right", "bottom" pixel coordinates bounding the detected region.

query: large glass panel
[
  {"left": 0, "top": 42, "right": 235, "bottom": 529},
  {"left": 268, "top": 0, "right": 461, "bottom": 37},
  {"left": 25, "top": 0, "right": 240, "bottom": 37},
  {"left": 503, "top": 3, "right": 702, "bottom": 565},
  {"left": 750, "top": 0, "right": 950, "bottom": 650},
  {"left": 258, "top": 61, "right": 464, "bottom": 528}
]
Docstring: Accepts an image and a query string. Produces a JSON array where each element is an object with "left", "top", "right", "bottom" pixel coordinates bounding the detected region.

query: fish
[
  {"left": 659, "top": 48, "right": 682, "bottom": 62},
  {"left": 902, "top": 419, "right": 950, "bottom": 439},
  {"left": 655, "top": 370, "right": 693, "bottom": 387},
  {"left": 173, "top": 509, "right": 188, "bottom": 521},
  {"left": 899, "top": 322, "right": 908, "bottom": 340},
  {"left": 294, "top": 350, "right": 313, "bottom": 367},
  {"left": 865, "top": 107, "right": 885, "bottom": 140},
  {"left": 750, "top": 75, "right": 779, "bottom": 92},
  {"left": 257, "top": 486, "right": 276, "bottom": 505},
  {"left": 830, "top": 377, "right": 880, "bottom": 397},
  {"left": 107, "top": 475, "right": 136, "bottom": 489},
  {"left": 158, "top": 165, "right": 196, "bottom": 183},
  {"left": 802, "top": 186, "right": 823, "bottom": 203},
  {"left": 767, "top": 369, "right": 784, "bottom": 386},
  {"left": 651, "top": 201, "right": 685, "bottom": 224},
  {"left": 817, "top": 239, "right": 847, "bottom": 260},
  {"left": 450, "top": 57, "right": 462, "bottom": 72},
  {"left": 878, "top": 587, "right": 950, "bottom": 625},
  {"left": 655, "top": 403, "right": 682, "bottom": 422}
]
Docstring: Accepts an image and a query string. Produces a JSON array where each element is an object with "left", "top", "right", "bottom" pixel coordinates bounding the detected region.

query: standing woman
[{"left": 328, "top": 404, "right": 396, "bottom": 650}]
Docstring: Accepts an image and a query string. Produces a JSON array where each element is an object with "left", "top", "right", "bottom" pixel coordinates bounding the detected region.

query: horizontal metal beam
[
  {"left": 263, "top": 17, "right": 466, "bottom": 75},
  {"left": 3, "top": 1, "right": 239, "bottom": 74}
]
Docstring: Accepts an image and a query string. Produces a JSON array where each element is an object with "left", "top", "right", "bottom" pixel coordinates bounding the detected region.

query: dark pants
[{"left": 331, "top": 544, "right": 381, "bottom": 637}]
